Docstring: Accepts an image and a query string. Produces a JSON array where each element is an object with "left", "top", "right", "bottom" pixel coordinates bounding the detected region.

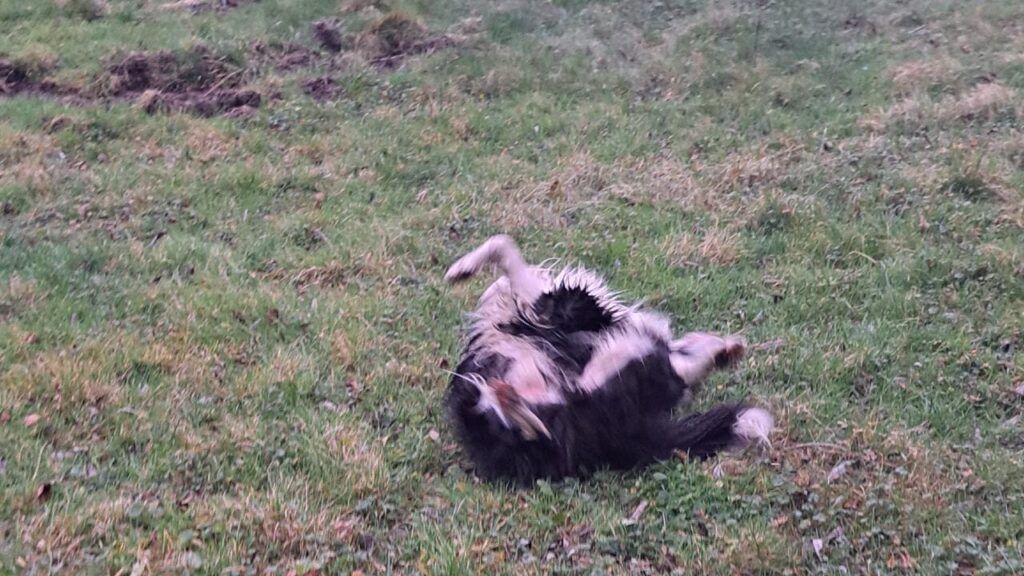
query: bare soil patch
[
  {"left": 357, "top": 13, "right": 460, "bottom": 70},
  {"left": 0, "top": 58, "right": 78, "bottom": 99},
  {"left": 312, "top": 18, "right": 351, "bottom": 53},
  {"left": 302, "top": 76, "right": 344, "bottom": 102},
  {"left": 102, "top": 48, "right": 260, "bottom": 117},
  {"left": 1, "top": 48, "right": 262, "bottom": 118},
  {"left": 158, "top": 0, "right": 256, "bottom": 14}
]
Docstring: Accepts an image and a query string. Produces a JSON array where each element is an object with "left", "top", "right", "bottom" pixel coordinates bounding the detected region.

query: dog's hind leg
[{"left": 445, "top": 234, "right": 545, "bottom": 305}]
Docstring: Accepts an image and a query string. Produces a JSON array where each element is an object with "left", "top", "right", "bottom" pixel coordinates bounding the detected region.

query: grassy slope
[{"left": 1, "top": 0, "right": 1023, "bottom": 573}]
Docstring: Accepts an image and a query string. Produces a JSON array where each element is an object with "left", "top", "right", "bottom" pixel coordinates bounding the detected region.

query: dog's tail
[
  {"left": 445, "top": 234, "right": 544, "bottom": 304},
  {"left": 668, "top": 404, "right": 774, "bottom": 459}
]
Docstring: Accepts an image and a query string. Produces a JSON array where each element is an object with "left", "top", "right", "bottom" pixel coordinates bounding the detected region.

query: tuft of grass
[{"left": 56, "top": 0, "right": 108, "bottom": 21}]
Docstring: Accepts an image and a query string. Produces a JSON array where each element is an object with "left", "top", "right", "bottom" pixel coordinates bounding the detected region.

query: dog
[{"left": 444, "top": 235, "right": 773, "bottom": 485}]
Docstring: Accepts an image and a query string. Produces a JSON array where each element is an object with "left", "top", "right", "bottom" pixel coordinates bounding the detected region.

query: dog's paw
[
  {"left": 716, "top": 336, "right": 746, "bottom": 369},
  {"left": 445, "top": 257, "right": 477, "bottom": 283}
]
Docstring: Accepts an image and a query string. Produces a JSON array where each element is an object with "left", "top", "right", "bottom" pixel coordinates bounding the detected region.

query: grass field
[{"left": 2, "top": 0, "right": 1023, "bottom": 573}]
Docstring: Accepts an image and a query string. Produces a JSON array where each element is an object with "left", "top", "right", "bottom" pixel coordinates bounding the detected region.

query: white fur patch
[
  {"left": 668, "top": 333, "right": 744, "bottom": 385},
  {"left": 669, "top": 353, "right": 709, "bottom": 384},
  {"left": 626, "top": 310, "right": 673, "bottom": 341},
  {"left": 577, "top": 329, "right": 657, "bottom": 393},
  {"left": 732, "top": 408, "right": 774, "bottom": 446},
  {"left": 446, "top": 235, "right": 546, "bottom": 307},
  {"left": 459, "top": 372, "right": 510, "bottom": 428}
]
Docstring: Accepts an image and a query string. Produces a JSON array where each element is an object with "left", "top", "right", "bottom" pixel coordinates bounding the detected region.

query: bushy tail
[{"left": 669, "top": 405, "right": 774, "bottom": 459}]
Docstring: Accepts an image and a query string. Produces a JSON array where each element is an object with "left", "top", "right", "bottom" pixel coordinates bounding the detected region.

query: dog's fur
[{"left": 445, "top": 235, "right": 773, "bottom": 485}]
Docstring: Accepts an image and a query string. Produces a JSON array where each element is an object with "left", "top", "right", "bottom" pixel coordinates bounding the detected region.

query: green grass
[{"left": 2, "top": 0, "right": 1023, "bottom": 573}]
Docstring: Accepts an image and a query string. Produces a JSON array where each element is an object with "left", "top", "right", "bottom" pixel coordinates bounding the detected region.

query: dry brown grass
[
  {"left": 887, "top": 56, "right": 963, "bottom": 94},
  {"left": 862, "top": 81, "right": 1018, "bottom": 133},
  {"left": 490, "top": 142, "right": 810, "bottom": 233},
  {"left": 183, "top": 120, "right": 233, "bottom": 163},
  {"left": 858, "top": 96, "right": 930, "bottom": 133},
  {"left": 665, "top": 225, "right": 744, "bottom": 268},
  {"left": 4, "top": 339, "right": 124, "bottom": 410},
  {"left": 291, "top": 263, "right": 349, "bottom": 292},
  {"left": 322, "top": 422, "right": 387, "bottom": 497},
  {"left": 945, "top": 82, "right": 1018, "bottom": 120}
]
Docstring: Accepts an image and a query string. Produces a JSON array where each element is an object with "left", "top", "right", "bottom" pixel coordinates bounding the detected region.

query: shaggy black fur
[{"left": 446, "top": 285, "right": 751, "bottom": 486}]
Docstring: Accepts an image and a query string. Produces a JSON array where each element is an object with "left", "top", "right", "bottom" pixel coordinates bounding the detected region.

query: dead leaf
[
  {"left": 827, "top": 460, "right": 850, "bottom": 484},
  {"left": 333, "top": 518, "right": 357, "bottom": 542},
  {"left": 265, "top": 308, "right": 280, "bottom": 324},
  {"left": 771, "top": 514, "right": 788, "bottom": 527},
  {"left": 624, "top": 500, "right": 649, "bottom": 524},
  {"left": 36, "top": 482, "right": 52, "bottom": 502},
  {"left": 1014, "top": 383, "right": 1024, "bottom": 397},
  {"left": 426, "top": 429, "right": 440, "bottom": 442},
  {"left": 811, "top": 538, "right": 824, "bottom": 560},
  {"left": 23, "top": 414, "right": 41, "bottom": 427},
  {"left": 0, "top": 411, "right": 9, "bottom": 425},
  {"left": 753, "top": 339, "right": 785, "bottom": 352},
  {"left": 352, "top": 570, "right": 365, "bottom": 576},
  {"left": 887, "top": 548, "right": 917, "bottom": 570},
  {"left": 711, "top": 463, "right": 725, "bottom": 479}
]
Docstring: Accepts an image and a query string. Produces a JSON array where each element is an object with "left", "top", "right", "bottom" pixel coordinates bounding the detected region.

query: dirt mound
[
  {"left": 158, "top": 0, "right": 254, "bottom": 14},
  {"left": 312, "top": 19, "right": 351, "bottom": 53},
  {"left": 277, "top": 45, "right": 320, "bottom": 70},
  {"left": 0, "top": 59, "right": 30, "bottom": 94},
  {"left": 251, "top": 41, "right": 323, "bottom": 71},
  {"left": 0, "top": 57, "right": 79, "bottom": 99},
  {"left": 137, "top": 87, "right": 260, "bottom": 116},
  {"left": 102, "top": 47, "right": 260, "bottom": 117},
  {"left": 357, "top": 13, "right": 459, "bottom": 70},
  {"left": 302, "top": 76, "right": 343, "bottom": 101},
  {"left": 105, "top": 47, "right": 242, "bottom": 95}
]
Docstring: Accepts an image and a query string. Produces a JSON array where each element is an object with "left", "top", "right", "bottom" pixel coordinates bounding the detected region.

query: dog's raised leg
[
  {"left": 669, "top": 332, "right": 773, "bottom": 446},
  {"left": 445, "top": 234, "right": 545, "bottom": 306}
]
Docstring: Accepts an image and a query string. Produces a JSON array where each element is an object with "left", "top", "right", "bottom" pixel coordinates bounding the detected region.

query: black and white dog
[{"left": 443, "top": 235, "right": 773, "bottom": 485}]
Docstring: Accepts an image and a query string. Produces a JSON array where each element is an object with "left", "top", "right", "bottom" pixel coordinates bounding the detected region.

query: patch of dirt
[
  {"left": 254, "top": 13, "right": 463, "bottom": 76},
  {"left": 0, "top": 58, "right": 30, "bottom": 93},
  {"left": 101, "top": 48, "right": 260, "bottom": 117},
  {"left": 357, "top": 13, "right": 460, "bottom": 70},
  {"left": 302, "top": 76, "right": 343, "bottom": 101},
  {"left": 158, "top": 0, "right": 255, "bottom": 14},
  {"left": 103, "top": 47, "right": 242, "bottom": 95},
  {"left": 291, "top": 264, "right": 350, "bottom": 293},
  {"left": 136, "top": 87, "right": 261, "bottom": 117},
  {"left": 271, "top": 44, "right": 320, "bottom": 71},
  {"left": 2, "top": 48, "right": 261, "bottom": 118},
  {"left": 0, "top": 58, "right": 75, "bottom": 98},
  {"left": 312, "top": 18, "right": 351, "bottom": 53}
]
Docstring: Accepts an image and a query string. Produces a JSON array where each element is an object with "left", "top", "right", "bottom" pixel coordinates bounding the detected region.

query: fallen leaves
[
  {"left": 827, "top": 460, "right": 851, "bottom": 484},
  {"left": 23, "top": 414, "right": 41, "bottom": 427},
  {"left": 36, "top": 482, "right": 52, "bottom": 502},
  {"left": 623, "top": 500, "right": 649, "bottom": 525}
]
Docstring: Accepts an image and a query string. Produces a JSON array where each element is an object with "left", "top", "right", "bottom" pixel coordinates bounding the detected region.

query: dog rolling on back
[{"left": 444, "top": 235, "right": 773, "bottom": 485}]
